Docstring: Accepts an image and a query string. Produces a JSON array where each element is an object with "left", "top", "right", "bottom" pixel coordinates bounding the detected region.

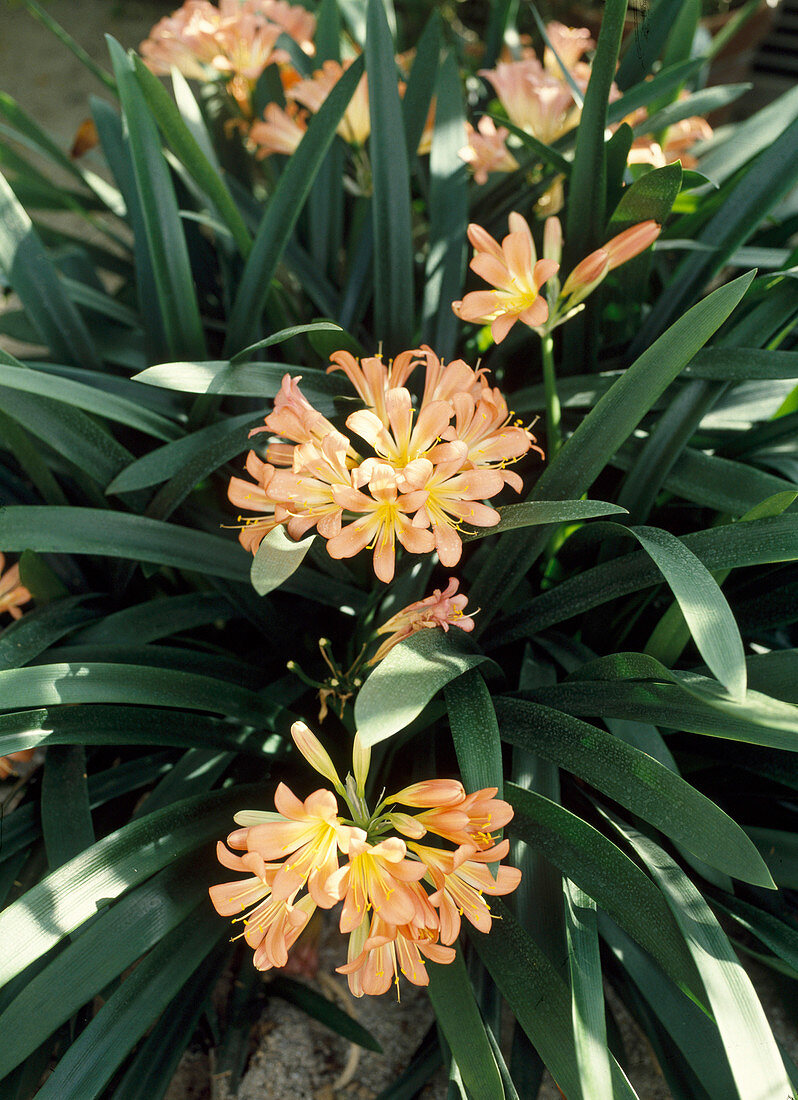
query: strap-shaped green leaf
[
  {"left": 0, "top": 596, "right": 100, "bottom": 672},
  {"left": 0, "top": 171, "right": 100, "bottom": 368},
  {"left": 609, "top": 817, "right": 794, "bottom": 1100},
  {"left": 34, "top": 905, "right": 224, "bottom": 1100},
  {"left": 426, "top": 952, "right": 505, "bottom": 1100},
  {"left": 133, "top": 358, "right": 348, "bottom": 413},
  {"left": 563, "top": 881, "right": 621, "bottom": 1100},
  {"left": 422, "top": 51, "right": 467, "bottom": 360},
  {"left": 0, "top": 663, "right": 284, "bottom": 728},
  {"left": 366, "top": 0, "right": 414, "bottom": 351},
  {"left": 106, "top": 410, "right": 264, "bottom": 495},
  {"left": 508, "top": 784, "right": 700, "bottom": 991},
  {"left": 462, "top": 500, "right": 627, "bottom": 541},
  {"left": 0, "top": 704, "right": 276, "bottom": 759},
  {"left": 636, "top": 112, "right": 798, "bottom": 348},
  {"left": 225, "top": 56, "right": 364, "bottom": 354},
  {"left": 355, "top": 630, "right": 498, "bottom": 746},
  {"left": 628, "top": 524, "right": 747, "bottom": 699},
  {"left": 494, "top": 512, "right": 798, "bottom": 643},
  {"left": 0, "top": 784, "right": 255, "bottom": 989},
  {"left": 41, "top": 745, "right": 94, "bottom": 872},
  {"left": 0, "top": 852, "right": 213, "bottom": 1077},
  {"left": 0, "top": 506, "right": 249, "bottom": 581},
  {"left": 495, "top": 699, "right": 774, "bottom": 887},
  {"left": 446, "top": 669, "right": 503, "bottom": 797},
  {"left": 0, "top": 349, "right": 179, "bottom": 442},
  {"left": 132, "top": 55, "right": 252, "bottom": 258},
  {"left": 107, "top": 37, "right": 206, "bottom": 361}
]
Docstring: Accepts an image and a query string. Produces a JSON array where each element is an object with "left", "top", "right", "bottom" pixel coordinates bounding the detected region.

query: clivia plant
[{"left": 1, "top": 0, "right": 798, "bottom": 1097}]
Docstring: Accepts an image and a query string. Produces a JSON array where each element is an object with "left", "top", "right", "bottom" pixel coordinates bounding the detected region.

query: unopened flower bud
[
  {"left": 561, "top": 248, "right": 610, "bottom": 300},
  {"left": 604, "top": 220, "right": 661, "bottom": 271},
  {"left": 291, "top": 721, "right": 343, "bottom": 788},
  {"left": 352, "top": 733, "right": 371, "bottom": 795},
  {"left": 388, "top": 779, "right": 466, "bottom": 808},
  {"left": 543, "top": 216, "right": 563, "bottom": 265},
  {"left": 386, "top": 812, "right": 427, "bottom": 839}
]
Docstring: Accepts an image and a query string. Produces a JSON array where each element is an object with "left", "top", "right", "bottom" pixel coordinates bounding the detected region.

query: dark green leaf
[
  {"left": 132, "top": 55, "right": 252, "bottom": 257},
  {"left": 366, "top": 0, "right": 414, "bottom": 350},
  {"left": 426, "top": 953, "right": 504, "bottom": 1100},
  {"left": 508, "top": 784, "right": 700, "bottom": 993},
  {"left": 495, "top": 699, "right": 774, "bottom": 886},
  {"left": 355, "top": 630, "right": 499, "bottom": 746},
  {"left": 0, "top": 506, "right": 250, "bottom": 582},
  {"left": 225, "top": 56, "right": 365, "bottom": 354},
  {"left": 41, "top": 745, "right": 94, "bottom": 871}
]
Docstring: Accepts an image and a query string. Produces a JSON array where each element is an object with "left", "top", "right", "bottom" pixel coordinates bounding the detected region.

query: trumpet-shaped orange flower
[
  {"left": 0, "top": 555, "right": 31, "bottom": 621},
  {"left": 0, "top": 749, "right": 36, "bottom": 780},
  {"left": 412, "top": 839, "right": 522, "bottom": 942},
  {"left": 370, "top": 580, "right": 475, "bottom": 663},
  {"left": 287, "top": 58, "right": 371, "bottom": 146},
  {"left": 452, "top": 212, "right": 559, "bottom": 343},
  {"left": 459, "top": 117, "right": 519, "bottom": 185}
]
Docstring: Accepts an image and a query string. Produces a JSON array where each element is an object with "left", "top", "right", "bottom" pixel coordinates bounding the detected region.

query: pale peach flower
[
  {"left": 629, "top": 114, "right": 713, "bottom": 170},
  {"left": 387, "top": 777, "right": 467, "bottom": 808},
  {"left": 230, "top": 783, "right": 351, "bottom": 907},
  {"left": 0, "top": 750, "right": 35, "bottom": 779},
  {"left": 559, "top": 220, "right": 662, "bottom": 306},
  {"left": 327, "top": 349, "right": 420, "bottom": 425},
  {"left": 226, "top": 452, "right": 286, "bottom": 553},
  {"left": 290, "top": 720, "right": 343, "bottom": 789},
  {"left": 211, "top": 726, "right": 520, "bottom": 990},
  {"left": 0, "top": 554, "right": 31, "bottom": 621},
  {"left": 543, "top": 22, "right": 594, "bottom": 74},
  {"left": 287, "top": 58, "right": 371, "bottom": 146},
  {"left": 452, "top": 212, "right": 559, "bottom": 343},
  {"left": 337, "top": 914, "right": 455, "bottom": 996},
  {"left": 328, "top": 834, "right": 428, "bottom": 933},
  {"left": 479, "top": 59, "right": 579, "bottom": 143},
  {"left": 414, "top": 786, "right": 514, "bottom": 850},
  {"left": 459, "top": 117, "right": 519, "bottom": 185},
  {"left": 412, "top": 839, "right": 522, "bottom": 942},
  {"left": 249, "top": 102, "right": 308, "bottom": 158},
  {"left": 370, "top": 579, "right": 475, "bottom": 663},
  {"left": 326, "top": 463, "right": 435, "bottom": 583}
]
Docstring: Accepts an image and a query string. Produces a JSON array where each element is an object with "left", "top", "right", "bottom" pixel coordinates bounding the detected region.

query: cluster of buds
[
  {"left": 227, "top": 346, "right": 542, "bottom": 582},
  {"left": 453, "top": 211, "right": 661, "bottom": 343},
  {"left": 141, "top": 0, "right": 315, "bottom": 115},
  {"left": 210, "top": 722, "right": 520, "bottom": 996},
  {"left": 459, "top": 22, "right": 601, "bottom": 186}
]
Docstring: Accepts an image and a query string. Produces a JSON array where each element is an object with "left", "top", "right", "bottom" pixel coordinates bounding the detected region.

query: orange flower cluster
[
  {"left": 228, "top": 347, "right": 542, "bottom": 581},
  {"left": 210, "top": 722, "right": 520, "bottom": 996},
  {"left": 141, "top": 0, "right": 315, "bottom": 114},
  {"left": 460, "top": 22, "right": 604, "bottom": 186},
  {"left": 453, "top": 210, "right": 661, "bottom": 343}
]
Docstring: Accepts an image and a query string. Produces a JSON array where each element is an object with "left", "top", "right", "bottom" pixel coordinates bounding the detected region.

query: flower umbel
[
  {"left": 210, "top": 724, "right": 520, "bottom": 995},
  {"left": 227, "top": 345, "right": 542, "bottom": 580}
]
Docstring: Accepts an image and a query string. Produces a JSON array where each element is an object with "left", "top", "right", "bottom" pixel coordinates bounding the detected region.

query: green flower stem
[{"left": 541, "top": 331, "right": 562, "bottom": 458}]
